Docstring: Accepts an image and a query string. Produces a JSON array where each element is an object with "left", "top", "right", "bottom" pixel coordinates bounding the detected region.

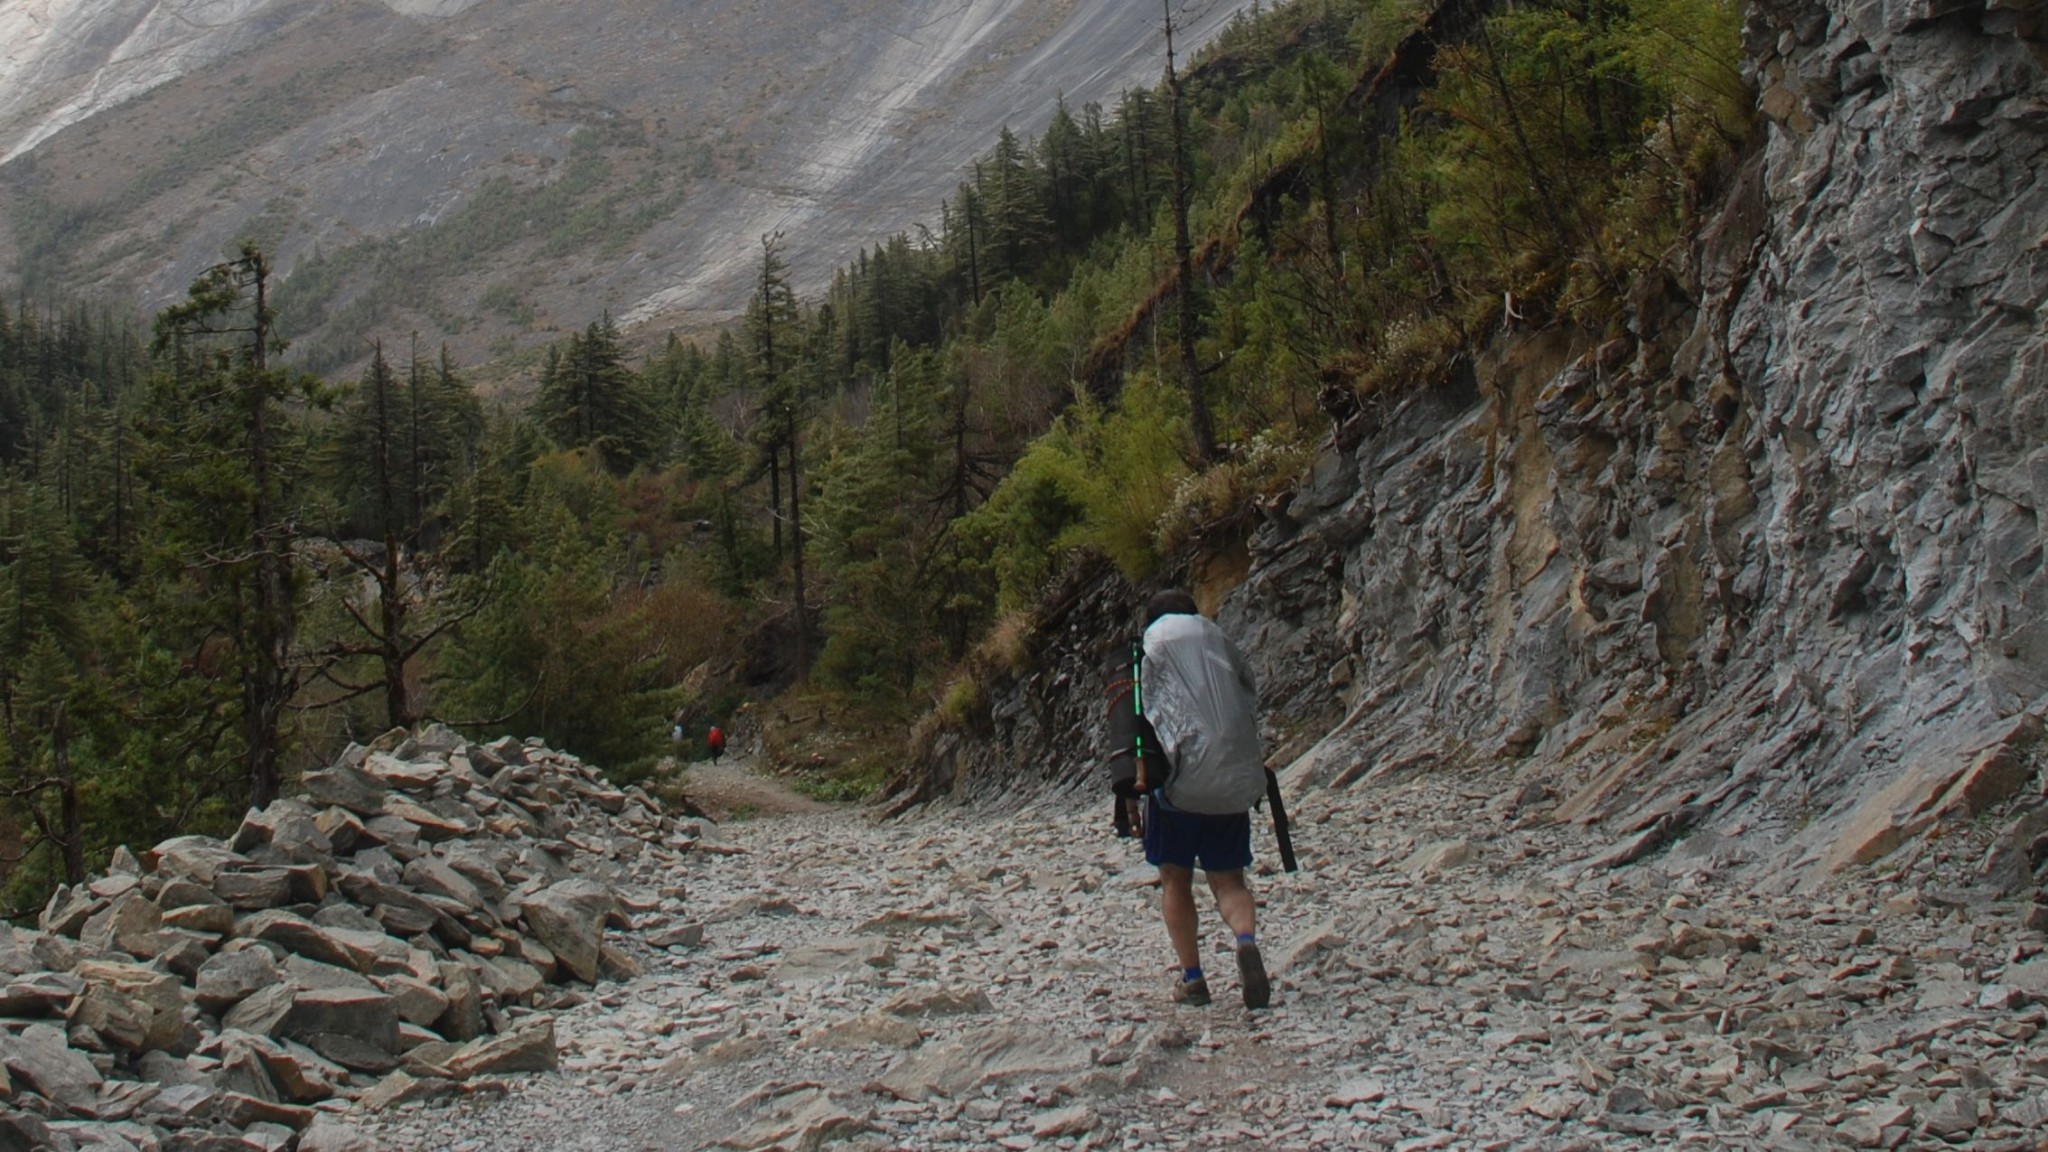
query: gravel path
[
  {"left": 351, "top": 762, "right": 2048, "bottom": 1151},
  {"left": 671, "top": 758, "right": 836, "bottom": 821}
]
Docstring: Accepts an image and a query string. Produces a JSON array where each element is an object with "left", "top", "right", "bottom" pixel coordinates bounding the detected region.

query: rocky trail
[
  {"left": 5, "top": 733, "right": 2047, "bottom": 1151},
  {"left": 355, "top": 763, "right": 2048, "bottom": 1152}
]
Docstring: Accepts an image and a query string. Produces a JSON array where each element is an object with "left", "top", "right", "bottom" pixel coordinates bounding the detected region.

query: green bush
[{"left": 962, "top": 370, "right": 1189, "bottom": 609}]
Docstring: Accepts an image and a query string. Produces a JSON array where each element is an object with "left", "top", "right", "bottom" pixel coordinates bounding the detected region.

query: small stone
[
  {"left": 216, "top": 1091, "right": 317, "bottom": 1130},
  {"left": 1404, "top": 840, "right": 1476, "bottom": 875},
  {"left": 298, "top": 1116, "right": 379, "bottom": 1152},
  {"left": 1325, "top": 1078, "right": 1386, "bottom": 1108},
  {"left": 1920, "top": 1091, "right": 1979, "bottom": 1138},
  {"left": 647, "top": 922, "right": 705, "bottom": 949}
]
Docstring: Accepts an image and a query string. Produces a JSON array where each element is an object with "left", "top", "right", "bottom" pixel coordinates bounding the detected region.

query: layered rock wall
[{"left": 913, "top": 0, "right": 2048, "bottom": 886}]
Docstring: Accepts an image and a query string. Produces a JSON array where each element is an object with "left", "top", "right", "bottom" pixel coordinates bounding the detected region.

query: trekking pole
[
  {"left": 1265, "top": 768, "right": 1298, "bottom": 873},
  {"left": 1131, "top": 640, "right": 1147, "bottom": 795}
]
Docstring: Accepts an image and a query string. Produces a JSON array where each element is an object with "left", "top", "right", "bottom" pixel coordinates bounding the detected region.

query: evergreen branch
[{"left": 423, "top": 674, "right": 546, "bottom": 732}]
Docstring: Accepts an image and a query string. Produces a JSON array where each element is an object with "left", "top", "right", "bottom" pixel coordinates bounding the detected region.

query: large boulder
[
  {"left": 213, "top": 868, "right": 296, "bottom": 911},
  {"left": 277, "top": 988, "right": 401, "bottom": 1057},
  {"left": 314, "top": 807, "right": 368, "bottom": 854},
  {"left": 443, "top": 1019, "right": 557, "bottom": 1078},
  {"left": 385, "top": 795, "right": 481, "bottom": 841},
  {"left": 149, "top": 836, "right": 248, "bottom": 886},
  {"left": 78, "top": 891, "right": 164, "bottom": 958},
  {"left": 517, "top": 879, "right": 618, "bottom": 984},
  {"left": 230, "top": 799, "right": 335, "bottom": 864},
  {"left": 74, "top": 959, "right": 187, "bottom": 1052},
  {"left": 401, "top": 856, "right": 484, "bottom": 911},
  {"left": 163, "top": 901, "right": 237, "bottom": 935},
  {"left": 0, "top": 971, "right": 84, "bottom": 1017},
  {"left": 376, "top": 975, "right": 451, "bottom": 1026},
  {"left": 69, "top": 980, "right": 158, "bottom": 1051},
  {"left": 195, "top": 948, "right": 284, "bottom": 1013},
  {"left": 38, "top": 885, "right": 104, "bottom": 936},
  {"left": 156, "top": 878, "right": 227, "bottom": 911},
  {"left": 301, "top": 763, "right": 390, "bottom": 816},
  {"left": 224, "top": 983, "right": 297, "bottom": 1037},
  {"left": 0, "top": 1023, "right": 103, "bottom": 1113},
  {"left": 363, "top": 753, "right": 447, "bottom": 791},
  {"left": 434, "top": 960, "right": 484, "bottom": 1041},
  {"left": 0, "top": 924, "right": 41, "bottom": 976},
  {"left": 234, "top": 911, "right": 367, "bottom": 972}
]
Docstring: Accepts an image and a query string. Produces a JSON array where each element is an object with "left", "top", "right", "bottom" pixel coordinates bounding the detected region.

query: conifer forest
[{"left": 0, "top": 0, "right": 1750, "bottom": 913}]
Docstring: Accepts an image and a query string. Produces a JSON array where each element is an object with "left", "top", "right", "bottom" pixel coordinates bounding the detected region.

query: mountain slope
[
  {"left": 0, "top": 0, "right": 1259, "bottom": 370},
  {"left": 900, "top": 0, "right": 2048, "bottom": 893}
]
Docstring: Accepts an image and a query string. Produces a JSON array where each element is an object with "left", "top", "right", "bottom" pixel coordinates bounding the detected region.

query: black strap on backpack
[{"left": 1264, "top": 768, "right": 1298, "bottom": 873}]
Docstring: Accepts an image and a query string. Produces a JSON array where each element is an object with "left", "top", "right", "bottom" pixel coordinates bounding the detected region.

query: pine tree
[
  {"left": 304, "top": 345, "right": 489, "bottom": 729},
  {"left": 984, "top": 126, "right": 1050, "bottom": 285},
  {"left": 746, "top": 233, "right": 812, "bottom": 676},
  {"left": 140, "top": 244, "right": 317, "bottom": 810},
  {"left": 533, "top": 316, "right": 659, "bottom": 474}
]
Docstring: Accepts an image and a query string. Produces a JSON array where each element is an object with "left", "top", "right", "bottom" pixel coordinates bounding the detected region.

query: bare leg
[
  {"left": 1207, "top": 870, "right": 1256, "bottom": 938},
  {"left": 1209, "top": 869, "right": 1269, "bottom": 1008},
  {"left": 1159, "top": 864, "right": 1201, "bottom": 970}
]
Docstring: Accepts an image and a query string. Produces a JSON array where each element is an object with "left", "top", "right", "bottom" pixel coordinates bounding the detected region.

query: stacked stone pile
[{"left": 0, "top": 725, "right": 694, "bottom": 1152}]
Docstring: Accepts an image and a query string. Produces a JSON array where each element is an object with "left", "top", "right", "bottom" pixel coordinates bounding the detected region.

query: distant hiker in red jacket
[{"left": 706, "top": 725, "right": 725, "bottom": 764}]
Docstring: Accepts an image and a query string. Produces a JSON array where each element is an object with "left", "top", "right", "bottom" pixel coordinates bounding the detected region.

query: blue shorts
[{"left": 1144, "top": 794, "right": 1252, "bottom": 872}]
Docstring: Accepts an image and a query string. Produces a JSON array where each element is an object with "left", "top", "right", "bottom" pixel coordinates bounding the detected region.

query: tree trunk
[
  {"left": 787, "top": 403, "right": 808, "bottom": 678},
  {"left": 246, "top": 248, "right": 286, "bottom": 810},
  {"left": 1164, "top": 0, "right": 1217, "bottom": 465},
  {"left": 768, "top": 443, "right": 783, "bottom": 560},
  {"left": 52, "top": 706, "right": 84, "bottom": 885},
  {"left": 407, "top": 334, "right": 425, "bottom": 544}
]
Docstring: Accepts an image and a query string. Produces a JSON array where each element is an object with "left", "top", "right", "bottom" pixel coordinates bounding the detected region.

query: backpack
[
  {"left": 707, "top": 726, "right": 725, "bottom": 750},
  {"left": 1141, "top": 613, "right": 1267, "bottom": 815},
  {"left": 1141, "top": 613, "right": 1299, "bottom": 871}
]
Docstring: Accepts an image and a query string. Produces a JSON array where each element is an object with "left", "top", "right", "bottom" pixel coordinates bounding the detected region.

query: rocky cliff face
[{"left": 917, "top": 0, "right": 2048, "bottom": 889}]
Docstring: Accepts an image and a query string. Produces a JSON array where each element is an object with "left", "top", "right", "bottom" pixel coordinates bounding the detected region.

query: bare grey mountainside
[
  {"left": 915, "top": 0, "right": 2048, "bottom": 891},
  {"left": 0, "top": 0, "right": 1258, "bottom": 357}
]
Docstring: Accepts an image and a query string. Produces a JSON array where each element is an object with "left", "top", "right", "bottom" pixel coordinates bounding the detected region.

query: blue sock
[
  {"left": 1236, "top": 932, "right": 1257, "bottom": 946},
  {"left": 1182, "top": 966, "right": 1204, "bottom": 983}
]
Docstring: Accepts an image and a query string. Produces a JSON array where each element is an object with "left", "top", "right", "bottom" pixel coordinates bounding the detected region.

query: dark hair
[{"left": 1144, "top": 589, "right": 1199, "bottom": 627}]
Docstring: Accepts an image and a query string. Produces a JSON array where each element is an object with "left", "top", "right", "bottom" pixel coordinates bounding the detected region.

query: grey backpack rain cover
[{"left": 1140, "top": 613, "right": 1267, "bottom": 815}]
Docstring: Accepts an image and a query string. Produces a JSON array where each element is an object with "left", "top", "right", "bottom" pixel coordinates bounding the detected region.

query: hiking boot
[
  {"left": 1236, "top": 941, "right": 1270, "bottom": 1010},
  {"left": 1172, "top": 975, "right": 1211, "bottom": 1007}
]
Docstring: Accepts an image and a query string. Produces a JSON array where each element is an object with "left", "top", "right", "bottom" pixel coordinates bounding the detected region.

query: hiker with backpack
[
  {"left": 707, "top": 724, "right": 726, "bottom": 764},
  {"left": 1126, "top": 588, "right": 1282, "bottom": 1010}
]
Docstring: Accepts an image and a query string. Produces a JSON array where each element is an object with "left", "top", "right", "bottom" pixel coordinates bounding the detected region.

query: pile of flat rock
[{"left": 0, "top": 725, "right": 688, "bottom": 1152}]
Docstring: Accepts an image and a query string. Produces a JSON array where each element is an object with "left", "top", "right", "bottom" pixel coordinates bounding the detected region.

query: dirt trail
[{"left": 672, "top": 756, "right": 835, "bottom": 821}]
